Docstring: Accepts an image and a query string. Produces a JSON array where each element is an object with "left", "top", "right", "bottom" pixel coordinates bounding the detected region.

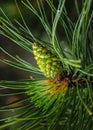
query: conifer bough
[{"left": 32, "top": 42, "right": 62, "bottom": 79}]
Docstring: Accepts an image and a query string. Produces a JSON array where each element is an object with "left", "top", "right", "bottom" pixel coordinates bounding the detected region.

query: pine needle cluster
[{"left": 0, "top": 0, "right": 93, "bottom": 130}]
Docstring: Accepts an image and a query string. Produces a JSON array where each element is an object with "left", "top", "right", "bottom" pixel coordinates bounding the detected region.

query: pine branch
[{"left": 0, "top": 0, "right": 93, "bottom": 129}]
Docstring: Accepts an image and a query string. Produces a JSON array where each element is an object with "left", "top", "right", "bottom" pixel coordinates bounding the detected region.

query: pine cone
[{"left": 32, "top": 42, "right": 62, "bottom": 79}]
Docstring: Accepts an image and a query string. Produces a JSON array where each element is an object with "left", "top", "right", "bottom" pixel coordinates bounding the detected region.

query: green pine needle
[{"left": 0, "top": 0, "right": 93, "bottom": 129}]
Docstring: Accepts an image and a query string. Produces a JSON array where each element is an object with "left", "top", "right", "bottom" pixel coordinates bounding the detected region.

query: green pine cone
[{"left": 32, "top": 42, "right": 62, "bottom": 79}]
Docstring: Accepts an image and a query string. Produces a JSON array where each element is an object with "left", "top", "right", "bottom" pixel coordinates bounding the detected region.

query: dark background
[{"left": 0, "top": 0, "right": 82, "bottom": 80}]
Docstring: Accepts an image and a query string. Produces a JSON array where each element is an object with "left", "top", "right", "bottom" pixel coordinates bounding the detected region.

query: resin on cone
[{"left": 32, "top": 42, "right": 62, "bottom": 79}]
